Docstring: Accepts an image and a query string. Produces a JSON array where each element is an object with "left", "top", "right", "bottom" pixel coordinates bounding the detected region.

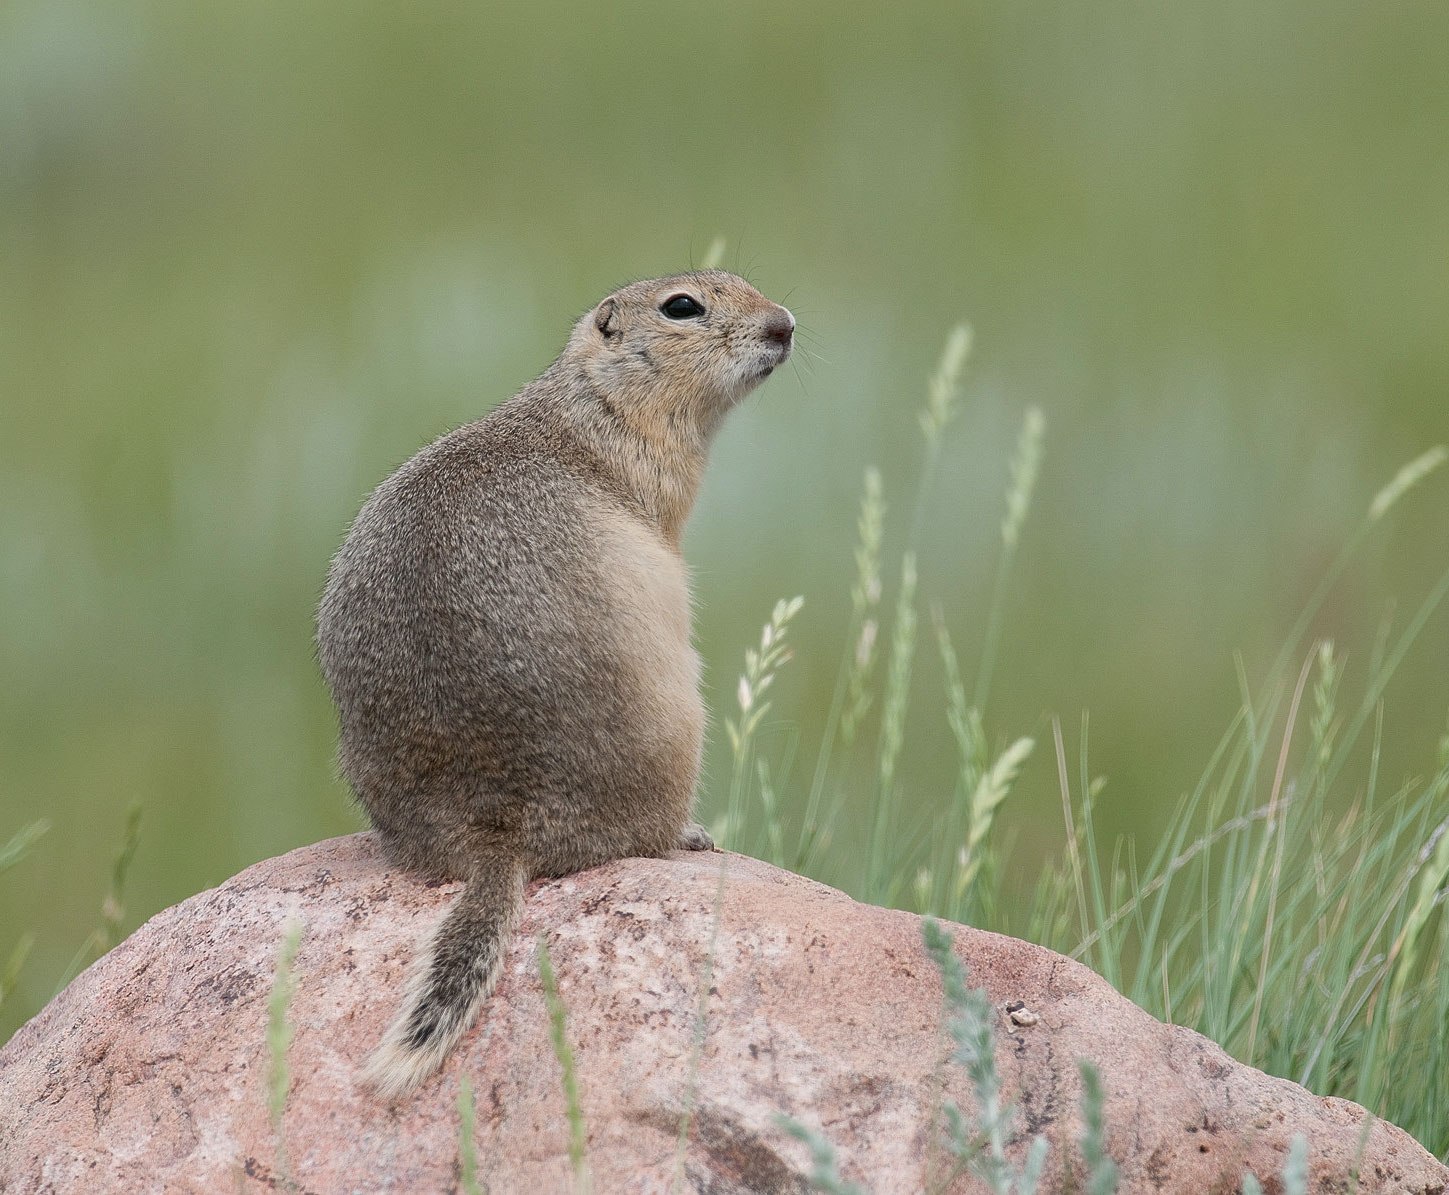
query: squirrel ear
[{"left": 595, "top": 299, "right": 620, "bottom": 340}]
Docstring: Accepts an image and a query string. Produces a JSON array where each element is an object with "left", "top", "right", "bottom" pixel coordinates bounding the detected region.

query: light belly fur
[{"left": 588, "top": 504, "right": 705, "bottom": 795}]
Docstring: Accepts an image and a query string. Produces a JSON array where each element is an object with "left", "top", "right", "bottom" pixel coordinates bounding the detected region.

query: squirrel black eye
[{"left": 660, "top": 294, "right": 705, "bottom": 320}]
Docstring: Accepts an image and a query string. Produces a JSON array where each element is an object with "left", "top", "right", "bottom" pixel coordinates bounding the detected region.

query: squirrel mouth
[{"left": 753, "top": 342, "right": 791, "bottom": 381}]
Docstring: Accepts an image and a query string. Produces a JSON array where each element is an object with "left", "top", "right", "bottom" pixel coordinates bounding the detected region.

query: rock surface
[{"left": 1, "top": 834, "right": 1445, "bottom": 1194}]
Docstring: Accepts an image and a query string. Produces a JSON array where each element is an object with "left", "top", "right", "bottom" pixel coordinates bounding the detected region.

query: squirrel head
[{"left": 567, "top": 270, "right": 794, "bottom": 438}]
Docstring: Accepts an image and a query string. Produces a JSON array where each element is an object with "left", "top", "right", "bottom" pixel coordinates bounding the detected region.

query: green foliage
[
  {"left": 921, "top": 917, "right": 1047, "bottom": 1194},
  {"left": 715, "top": 321, "right": 1449, "bottom": 1159}
]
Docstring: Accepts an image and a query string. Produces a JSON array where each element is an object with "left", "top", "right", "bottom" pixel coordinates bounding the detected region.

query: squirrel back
[{"left": 317, "top": 270, "right": 795, "bottom": 1097}]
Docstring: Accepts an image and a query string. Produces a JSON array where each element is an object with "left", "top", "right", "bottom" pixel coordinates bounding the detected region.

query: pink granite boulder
[{"left": 1, "top": 834, "right": 1444, "bottom": 1193}]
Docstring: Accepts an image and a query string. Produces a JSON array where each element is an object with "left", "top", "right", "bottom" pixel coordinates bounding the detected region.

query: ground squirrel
[{"left": 317, "top": 270, "right": 794, "bottom": 1097}]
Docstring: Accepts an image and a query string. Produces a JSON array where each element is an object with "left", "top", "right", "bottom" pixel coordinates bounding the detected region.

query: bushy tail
[{"left": 363, "top": 855, "right": 526, "bottom": 1099}]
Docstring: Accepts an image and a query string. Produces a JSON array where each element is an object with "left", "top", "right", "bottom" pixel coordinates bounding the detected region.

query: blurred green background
[{"left": 3, "top": 0, "right": 1447, "bottom": 1040}]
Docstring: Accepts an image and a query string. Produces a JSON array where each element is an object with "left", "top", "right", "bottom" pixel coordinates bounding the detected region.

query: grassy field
[
  {"left": 708, "top": 353, "right": 1449, "bottom": 1155},
  {"left": 3, "top": 0, "right": 1448, "bottom": 1164}
]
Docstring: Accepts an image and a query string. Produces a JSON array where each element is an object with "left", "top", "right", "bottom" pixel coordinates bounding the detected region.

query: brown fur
[{"left": 316, "top": 270, "right": 793, "bottom": 1097}]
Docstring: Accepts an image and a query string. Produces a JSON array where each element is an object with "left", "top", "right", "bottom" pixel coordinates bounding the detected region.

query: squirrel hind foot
[{"left": 676, "top": 822, "right": 715, "bottom": 852}]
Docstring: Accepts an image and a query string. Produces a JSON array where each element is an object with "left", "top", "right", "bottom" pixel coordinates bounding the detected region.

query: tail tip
[{"left": 360, "top": 1032, "right": 450, "bottom": 1101}]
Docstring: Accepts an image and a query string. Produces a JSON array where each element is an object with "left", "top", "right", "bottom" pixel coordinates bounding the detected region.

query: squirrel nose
[{"left": 763, "top": 308, "right": 795, "bottom": 347}]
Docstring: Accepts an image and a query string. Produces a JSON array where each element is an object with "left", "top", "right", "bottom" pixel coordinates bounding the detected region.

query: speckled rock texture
[{"left": 1, "top": 834, "right": 1444, "bottom": 1194}]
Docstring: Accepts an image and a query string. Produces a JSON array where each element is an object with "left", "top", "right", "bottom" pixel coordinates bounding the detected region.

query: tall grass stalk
[
  {"left": 1385, "top": 811, "right": 1449, "bottom": 1031},
  {"left": 1282, "top": 1135, "right": 1310, "bottom": 1195},
  {"left": 1367, "top": 446, "right": 1446, "bottom": 522},
  {"left": 922, "top": 917, "right": 1049, "bottom": 1195},
  {"left": 699, "top": 236, "right": 728, "bottom": 271},
  {"left": 974, "top": 406, "right": 1044, "bottom": 713},
  {"left": 672, "top": 852, "right": 731, "bottom": 1192},
  {"left": 839, "top": 467, "right": 886, "bottom": 750},
  {"left": 754, "top": 759, "right": 787, "bottom": 868},
  {"left": 798, "top": 322, "right": 968, "bottom": 879},
  {"left": 54, "top": 804, "right": 143, "bottom": 993},
  {"left": 0, "top": 932, "right": 36, "bottom": 1013},
  {"left": 1325, "top": 557, "right": 1449, "bottom": 785},
  {"left": 0, "top": 820, "right": 48, "bottom": 1015},
  {"left": 774, "top": 1116, "right": 866, "bottom": 1195},
  {"left": 866, "top": 553, "right": 916, "bottom": 903},
  {"left": 798, "top": 467, "right": 884, "bottom": 872},
  {"left": 1077, "top": 1061, "right": 1117, "bottom": 1195},
  {"left": 1241, "top": 1135, "right": 1313, "bottom": 1195},
  {"left": 457, "top": 1076, "right": 483, "bottom": 1195},
  {"left": 953, "top": 735, "right": 1035, "bottom": 918},
  {"left": 912, "top": 324, "right": 973, "bottom": 543},
  {"left": 932, "top": 617, "right": 987, "bottom": 915},
  {"left": 1054, "top": 719, "right": 1093, "bottom": 963},
  {"left": 723, "top": 596, "right": 804, "bottom": 851},
  {"left": 267, "top": 918, "right": 303, "bottom": 1191},
  {"left": 1263, "top": 443, "right": 1444, "bottom": 708},
  {"left": 1245, "top": 651, "right": 1316, "bottom": 1059},
  {"left": 101, "top": 804, "right": 143, "bottom": 950},
  {"left": 537, "top": 936, "right": 590, "bottom": 1194},
  {"left": 921, "top": 405, "right": 1044, "bottom": 921},
  {"left": 1349, "top": 1116, "right": 1376, "bottom": 1192},
  {"left": 0, "top": 821, "right": 49, "bottom": 876}
]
